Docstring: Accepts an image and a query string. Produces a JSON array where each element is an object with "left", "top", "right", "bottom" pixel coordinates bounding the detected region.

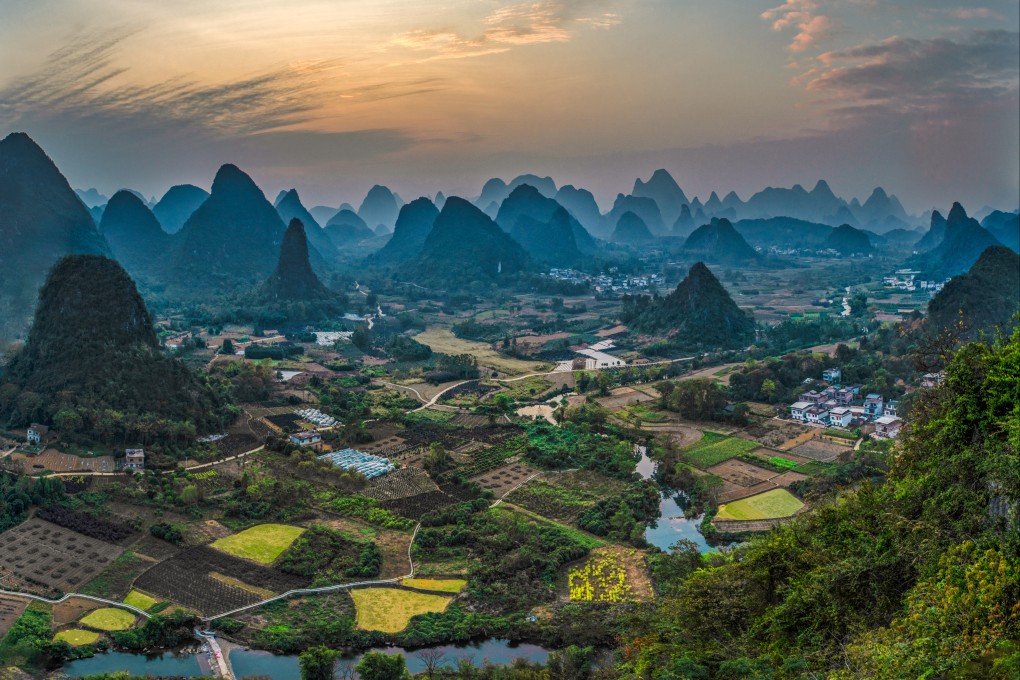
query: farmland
[
  {"left": 53, "top": 628, "right": 100, "bottom": 646},
  {"left": 350, "top": 587, "right": 454, "bottom": 633},
  {"left": 679, "top": 432, "right": 760, "bottom": 469},
  {"left": 211, "top": 524, "right": 305, "bottom": 564},
  {"left": 567, "top": 546, "right": 652, "bottom": 603},
  {"left": 414, "top": 328, "right": 548, "bottom": 375},
  {"left": 123, "top": 590, "right": 157, "bottom": 610},
  {"left": 716, "top": 489, "right": 805, "bottom": 521},
  {"left": 401, "top": 578, "right": 467, "bottom": 593},
  {"left": 79, "top": 607, "right": 135, "bottom": 631},
  {"left": 0, "top": 518, "right": 123, "bottom": 595}
]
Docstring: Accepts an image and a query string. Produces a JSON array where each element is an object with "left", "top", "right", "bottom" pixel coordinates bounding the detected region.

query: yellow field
[
  {"left": 123, "top": 590, "right": 156, "bottom": 610},
  {"left": 211, "top": 524, "right": 305, "bottom": 564},
  {"left": 401, "top": 578, "right": 467, "bottom": 593},
  {"left": 414, "top": 328, "right": 548, "bottom": 376},
  {"left": 716, "top": 489, "right": 805, "bottom": 520},
  {"left": 79, "top": 608, "right": 135, "bottom": 631},
  {"left": 350, "top": 587, "right": 453, "bottom": 633},
  {"left": 53, "top": 629, "right": 101, "bottom": 646}
]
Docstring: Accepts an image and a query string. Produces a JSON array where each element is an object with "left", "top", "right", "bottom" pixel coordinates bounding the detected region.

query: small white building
[
  {"left": 576, "top": 348, "right": 625, "bottom": 368},
  {"left": 124, "top": 448, "right": 145, "bottom": 470},
  {"left": 829, "top": 407, "right": 852, "bottom": 428},
  {"left": 822, "top": 368, "right": 841, "bottom": 383},
  {"left": 875, "top": 415, "right": 902, "bottom": 438},
  {"left": 290, "top": 430, "right": 322, "bottom": 447},
  {"left": 790, "top": 401, "right": 811, "bottom": 421},
  {"left": 26, "top": 423, "right": 49, "bottom": 445},
  {"left": 805, "top": 406, "right": 830, "bottom": 425}
]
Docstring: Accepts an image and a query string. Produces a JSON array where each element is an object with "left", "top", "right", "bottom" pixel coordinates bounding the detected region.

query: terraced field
[
  {"left": 716, "top": 489, "right": 805, "bottom": 521},
  {"left": 680, "top": 433, "right": 760, "bottom": 469}
]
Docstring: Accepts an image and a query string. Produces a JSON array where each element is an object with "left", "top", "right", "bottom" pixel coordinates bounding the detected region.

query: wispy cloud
[
  {"left": 950, "top": 7, "right": 1003, "bottom": 20},
  {"left": 0, "top": 28, "right": 443, "bottom": 137},
  {"left": 392, "top": 0, "right": 620, "bottom": 60}
]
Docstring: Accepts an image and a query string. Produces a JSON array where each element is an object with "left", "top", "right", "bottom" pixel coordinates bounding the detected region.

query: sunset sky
[{"left": 1, "top": 0, "right": 1017, "bottom": 213}]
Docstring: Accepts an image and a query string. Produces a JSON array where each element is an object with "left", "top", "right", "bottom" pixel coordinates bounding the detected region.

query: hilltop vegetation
[
  {"left": 622, "top": 262, "right": 755, "bottom": 348},
  {"left": 0, "top": 255, "right": 229, "bottom": 443},
  {"left": 927, "top": 245, "right": 1020, "bottom": 339}
]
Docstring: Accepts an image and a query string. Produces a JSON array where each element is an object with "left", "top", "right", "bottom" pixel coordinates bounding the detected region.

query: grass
[
  {"left": 123, "top": 590, "right": 157, "bottom": 611},
  {"left": 794, "top": 461, "right": 840, "bottom": 477},
  {"left": 350, "top": 588, "right": 453, "bottom": 633},
  {"left": 681, "top": 433, "right": 760, "bottom": 469},
  {"left": 79, "top": 551, "right": 151, "bottom": 599},
  {"left": 401, "top": 578, "right": 467, "bottom": 593},
  {"left": 716, "top": 489, "right": 805, "bottom": 521},
  {"left": 211, "top": 524, "right": 305, "bottom": 564},
  {"left": 767, "top": 456, "right": 799, "bottom": 470},
  {"left": 79, "top": 608, "right": 136, "bottom": 631},
  {"left": 53, "top": 629, "right": 100, "bottom": 646},
  {"left": 414, "top": 328, "right": 548, "bottom": 376}
]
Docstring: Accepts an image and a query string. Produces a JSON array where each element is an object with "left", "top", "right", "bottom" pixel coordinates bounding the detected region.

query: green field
[
  {"left": 401, "top": 578, "right": 468, "bottom": 593},
  {"left": 681, "top": 432, "right": 759, "bottom": 469},
  {"left": 123, "top": 590, "right": 157, "bottom": 610},
  {"left": 716, "top": 489, "right": 805, "bottom": 521},
  {"left": 79, "top": 608, "right": 136, "bottom": 631},
  {"left": 211, "top": 524, "right": 305, "bottom": 564},
  {"left": 350, "top": 588, "right": 454, "bottom": 633},
  {"left": 768, "top": 456, "right": 799, "bottom": 470},
  {"left": 53, "top": 629, "right": 101, "bottom": 646}
]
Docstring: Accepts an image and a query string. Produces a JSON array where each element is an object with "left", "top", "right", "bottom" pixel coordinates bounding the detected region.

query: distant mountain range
[{"left": 909, "top": 203, "right": 1003, "bottom": 279}]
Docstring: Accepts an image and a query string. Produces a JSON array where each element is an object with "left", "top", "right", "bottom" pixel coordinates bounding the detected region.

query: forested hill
[
  {"left": 0, "top": 255, "right": 229, "bottom": 444},
  {"left": 621, "top": 262, "right": 755, "bottom": 348},
  {"left": 618, "top": 330, "right": 1020, "bottom": 678},
  {"left": 927, "top": 245, "right": 1020, "bottom": 339}
]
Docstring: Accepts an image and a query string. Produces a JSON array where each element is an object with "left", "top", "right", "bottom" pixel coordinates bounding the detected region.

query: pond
[
  {"left": 636, "top": 445, "right": 712, "bottom": 553},
  {"left": 63, "top": 639, "right": 553, "bottom": 678}
]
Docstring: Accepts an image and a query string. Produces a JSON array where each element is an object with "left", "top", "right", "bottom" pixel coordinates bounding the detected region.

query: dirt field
[
  {"left": 363, "top": 468, "right": 439, "bottom": 502},
  {"left": 0, "top": 519, "right": 124, "bottom": 595},
  {"left": 8, "top": 449, "right": 115, "bottom": 473},
  {"left": 470, "top": 461, "right": 541, "bottom": 497},
  {"left": 52, "top": 597, "right": 103, "bottom": 626},
  {"left": 595, "top": 386, "right": 658, "bottom": 411},
  {"left": 358, "top": 435, "right": 407, "bottom": 455},
  {"left": 707, "top": 459, "right": 777, "bottom": 487},
  {"left": 788, "top": 439, "right": 851, "bottom": 462},
  {"left": 0, "top": 595, "right": 28, "bottom": 638},
  {"left": 414, "top": 328, "right": 548, "bottom": 375}
]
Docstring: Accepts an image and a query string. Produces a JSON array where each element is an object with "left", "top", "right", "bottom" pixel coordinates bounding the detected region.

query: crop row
[{"left": 35, "top": 505, "right": 133, "bottom": 543}]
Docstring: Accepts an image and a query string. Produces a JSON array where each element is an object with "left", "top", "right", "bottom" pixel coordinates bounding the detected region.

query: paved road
[{"left": 0, "top": 589, "right": 152, "bottom": 618}]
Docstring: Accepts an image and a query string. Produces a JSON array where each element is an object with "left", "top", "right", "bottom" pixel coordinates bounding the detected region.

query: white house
[
  {"left": 790, "top": 401, "right": 811, "bottom": 421},
  {"left": 875, "top": 415, "right": 902, "bottom": 438},
  {"left": 290, "top": 430, "right": 322, "bottom": 447},
  {"left": 26, "top": 423, "right": 49, "bottom": 445},
  {"left": 576, "top": 348, "right": 625, "bottom": 368},
  {"left": 829, "top": 407, "right": 852, "bottom": 428},
  {"left": 884, "top": 400, "right": 899, "bottom": 417},
  {"left": 124, "top": 448, "right": 145, "bottom": 470},
  {"left": 805, "top": 406, "right": 830, "bottom": 425},
  {"left": 822, "top": 368, "right": 842, "bottom": 383}
]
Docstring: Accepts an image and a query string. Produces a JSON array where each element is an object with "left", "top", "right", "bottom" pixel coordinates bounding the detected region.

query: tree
[
  {"left": 221, "top": 338, "right": 235, "bottom": 355},
  {"left": 299, "top": 645, "right": 339, "bottom": 680},
  {"left": 416, "top": 648, "right": 445, "bottom": 679},
  {"left": 849, "top": 291, "right": 868, "bottom": 317},
  {"left": 355, "top": 651, "right": 408, "bottom": 680},
  {"left": 351, "top": 325, "right": 373, "bottom": 351}
]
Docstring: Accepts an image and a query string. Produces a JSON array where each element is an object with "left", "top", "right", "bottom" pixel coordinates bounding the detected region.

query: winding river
[{"left": 63, "top": 639, "right": 552, "bottom": 678}]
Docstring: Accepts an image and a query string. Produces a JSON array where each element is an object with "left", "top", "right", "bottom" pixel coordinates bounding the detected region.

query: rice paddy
[{"left": 211, "top": 524, "right": 305, "bottom": 564}]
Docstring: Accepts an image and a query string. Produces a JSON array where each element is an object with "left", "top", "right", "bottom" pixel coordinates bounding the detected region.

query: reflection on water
[{"left": 636, "top": 445, "right": 712, "bottom": 553}]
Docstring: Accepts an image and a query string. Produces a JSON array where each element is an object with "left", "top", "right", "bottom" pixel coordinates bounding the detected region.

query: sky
[{"left": 0, "top": 0, "right": 1017, "bottom": 214}]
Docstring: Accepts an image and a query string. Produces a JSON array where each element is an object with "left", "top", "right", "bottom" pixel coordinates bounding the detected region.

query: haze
[{"left": 1, "top": 0, "right": 1017, "bottom": 211}]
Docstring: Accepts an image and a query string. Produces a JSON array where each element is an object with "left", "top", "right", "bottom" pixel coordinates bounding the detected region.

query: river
[
  {"left": 63, "top": 639, "right": 552, "bottom": 678},
  {"left": 636, "top": 446, "right": 712, "bottom": 553}
]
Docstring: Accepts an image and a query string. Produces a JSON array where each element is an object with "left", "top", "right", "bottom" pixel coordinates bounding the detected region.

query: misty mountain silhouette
[{"left": 153, "top": 184, "right": 209, "bottom": 234}]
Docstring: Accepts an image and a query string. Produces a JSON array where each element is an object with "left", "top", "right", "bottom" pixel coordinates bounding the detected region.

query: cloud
[
  {"left": 761, "top": 0, "right": 834, "bottom": 52},
  {"left": 392, "top": 0, "right": 620, "bottom": 59},
  {"left": 951, "top": 8, "right": 1003, "bottom": 20},
  {"left": 0, "top": 28, "right": 443, "bottom": 138},
  {"left": 807, "top": 30, "right": 1020, "bottom": 120}
]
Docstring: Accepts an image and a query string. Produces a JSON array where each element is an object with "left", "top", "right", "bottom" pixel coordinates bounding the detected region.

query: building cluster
[
  {"left": 883, "top": 269, "right": 945, "bottom": 294},
  {"left": 545, "top": 268, "right": 665, "bottom": 294},
  {"left": 295, "top": 408, "right": 338, "bottom": 428},
  {"left": 788, "top": 367, "right": 902, "bottom": 438},
  {"left": 318, "top": 448, "right": 394, "bottom": 479}
]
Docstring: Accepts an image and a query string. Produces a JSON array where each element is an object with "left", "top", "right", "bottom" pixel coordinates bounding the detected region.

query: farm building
[
  {"left": 27, "top": 423, "right": 50, "bottom": 445},
  {"left": 124, "top": 448, "right": 145, "bottom": 470},
  {"left": 318, "top": 448, "right": 394, "bottom": 478},
  {"left": 291, "top": 431, "right": 322, "bottom": 447},
  {"left": 874, "top": 415, "right": 902, "bottom": 438}
]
